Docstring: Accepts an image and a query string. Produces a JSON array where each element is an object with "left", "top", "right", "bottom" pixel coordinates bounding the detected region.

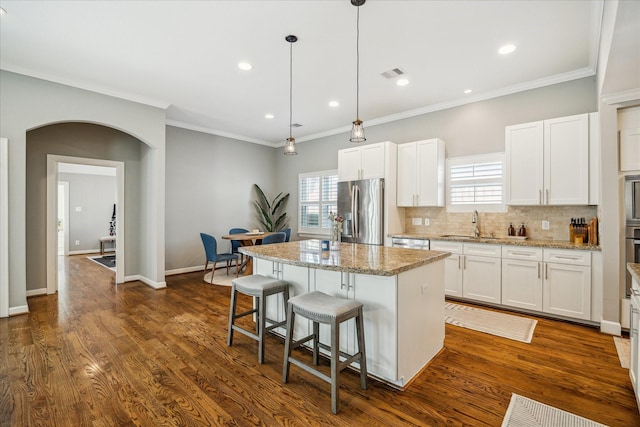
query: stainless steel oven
[
  {"left": 626, "top": 175, "right": 640, "bottom": 226},
  {"left": 627, "top": 226, "right": 640, "bottom": 296}
]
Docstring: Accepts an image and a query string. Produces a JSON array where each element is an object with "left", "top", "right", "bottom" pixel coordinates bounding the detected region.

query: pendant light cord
[
  {"left": 289, "top": 39, "right": 293, "bottom": 139},
  {"left": 356, "top": 4, "right": 360, "bottom": 121}
]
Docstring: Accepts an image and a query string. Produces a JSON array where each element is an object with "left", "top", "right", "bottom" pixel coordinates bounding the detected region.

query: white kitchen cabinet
[
  {"left": 501, "top": 246, "right": 543, "bottom": 311},
  {"left": 620, "top": 127, "right": 640, "bottom": 172},
  {"left": 338, "top": 142, "right": 386, "bottom": 182},
  {"left": 542, "top": 248, "right": 591, "bottom": 320},
  {"left": 430, "top": 240, "right": 463, "bottom": 297},
  {"left": 506, "top": 113, "right": 590, "bottom": 205},
  {"left": 462, "top": 244, "right": 501, "bottom": 304},
  {"left": 630, "top": 278, "right": 640, "bottom": 409},
  {"left": 254, "top": 258, "right": 310, "bottom": 339},
  {"left": 397, "top": 138, "right": 445, "bottom": 207}
]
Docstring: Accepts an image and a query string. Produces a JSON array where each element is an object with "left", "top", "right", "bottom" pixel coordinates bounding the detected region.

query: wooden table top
[{"left": 221, "top": 231, "right": 276, "bottom": 241}]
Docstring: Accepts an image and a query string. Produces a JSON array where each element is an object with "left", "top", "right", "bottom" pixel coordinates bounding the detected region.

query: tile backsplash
[{"left": 404, "top": 205, "right": 598, "bottom": 242}]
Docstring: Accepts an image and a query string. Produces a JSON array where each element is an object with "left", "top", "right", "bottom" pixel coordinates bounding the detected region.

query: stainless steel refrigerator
[{"left": 337, "top": 178, "right": 384, "bottom": 245}]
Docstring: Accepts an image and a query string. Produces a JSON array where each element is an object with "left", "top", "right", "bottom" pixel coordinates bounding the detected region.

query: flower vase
[{"left": 330, "top": 230, "right": 341, "bottom": 251}]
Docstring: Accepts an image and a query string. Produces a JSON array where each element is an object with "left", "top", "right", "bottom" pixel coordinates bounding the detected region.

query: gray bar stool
[
  {"left": 282, "top": 291, "right": 368, "bottom": 414},
  {"left": 227, "top": 274, "right": 290, "bottom": 364}
]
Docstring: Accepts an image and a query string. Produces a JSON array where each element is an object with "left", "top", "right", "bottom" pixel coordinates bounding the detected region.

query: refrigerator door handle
[
  {"left": 354, "top": 185, "right": 360, "bottom": 238},
  {"left": 351, "top": 185, "right": 356, "bottom": 237}
]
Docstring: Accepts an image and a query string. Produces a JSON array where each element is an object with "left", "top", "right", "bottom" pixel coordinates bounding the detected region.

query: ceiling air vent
[
  {"left": 380, "top": 68, "right": 405, "bottom": 79},
  {"left": 291, "top": 123, "right": 302, "bottom": 128}
]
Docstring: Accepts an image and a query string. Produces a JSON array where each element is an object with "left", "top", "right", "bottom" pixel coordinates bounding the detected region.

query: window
[
  {"left": 298, "top": 170, "right": 338, "bottom": 235},
  {"left": 446, "top": 153, "right": 505, "bottom": 212}
]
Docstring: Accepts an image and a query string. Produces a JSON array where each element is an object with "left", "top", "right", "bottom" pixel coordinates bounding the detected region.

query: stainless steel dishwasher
[{"left": 391, "top": 237, "right": 430, "bottom": 250}]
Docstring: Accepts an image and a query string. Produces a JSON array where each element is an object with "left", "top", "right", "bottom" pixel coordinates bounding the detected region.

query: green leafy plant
[{"left": 253, "top": 184, "right": 290, "bottom": 232}]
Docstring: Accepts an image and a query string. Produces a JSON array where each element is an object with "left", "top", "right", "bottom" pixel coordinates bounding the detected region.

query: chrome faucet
[{"left": 472, "top": 210, "right": 480, "bottom": 238}]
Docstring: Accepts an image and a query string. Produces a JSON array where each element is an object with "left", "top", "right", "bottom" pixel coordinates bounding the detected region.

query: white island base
[{"left": 254, "top": 257, "right": 445, "bottom": 389}]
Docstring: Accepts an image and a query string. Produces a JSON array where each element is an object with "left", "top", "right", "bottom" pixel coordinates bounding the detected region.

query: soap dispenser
[{"left": 508, "top": 223, "right": 515, "bottom": 236}]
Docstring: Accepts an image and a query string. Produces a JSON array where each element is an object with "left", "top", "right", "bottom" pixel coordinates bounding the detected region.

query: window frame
[
  {"left": 446, "top": 153, "right": 506, "bottom": 213},
  {"left": 298, "top": 169, "right": 338, "bottom": 236}
]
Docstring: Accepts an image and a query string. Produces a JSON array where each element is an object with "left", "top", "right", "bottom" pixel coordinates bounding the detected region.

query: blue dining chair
[
  {"left": 200, "top": 233, "right": 239, "bottom": 283},
  {"left": 229, "top": 227, "right": 249, "bottom": 263},
  {"left": 261, "top": 232, "right": 287, "bottom": 245},
  {"left": 281, "top": 228, "right": 292, "bottom": 242}
]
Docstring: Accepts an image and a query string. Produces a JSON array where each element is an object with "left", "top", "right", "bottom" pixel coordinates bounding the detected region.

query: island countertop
[
  {"left": 239, "top": 239, "right": 450, "bottom": 276},
  {"left": 629, "top": 263, "right": 640, "bottom": 283}
]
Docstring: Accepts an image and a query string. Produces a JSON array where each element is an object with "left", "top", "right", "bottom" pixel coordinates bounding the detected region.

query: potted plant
[{"left": 253, "top": 184, "right": 290, "bottom": 232}]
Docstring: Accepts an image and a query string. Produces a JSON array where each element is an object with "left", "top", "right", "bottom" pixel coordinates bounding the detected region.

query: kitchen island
[{"left": 239, "top": 239, "right": 450, "bottom": 389}]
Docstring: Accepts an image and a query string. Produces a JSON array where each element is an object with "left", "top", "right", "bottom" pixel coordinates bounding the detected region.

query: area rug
[
  {"left": 613, "top": 336, "right": 630, "bottom": 369},
  {"left": 87, "top": 255, "right": 116, "bottom": 271},
  {"left": 203, "top": 269, "right": 238, "bottom": 287},
  {"left": 502, "top": 393, "right": 607, "bottom": 427},
  {"left": 445, "top": 302, "right": 537, "bottom": 343}
]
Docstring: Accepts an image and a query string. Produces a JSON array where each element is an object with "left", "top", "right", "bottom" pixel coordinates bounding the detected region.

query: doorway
[
  {"left": 46, "top": 155, "right": 125, "bottom": 293},
  {"left": 57, "top": 181, "right": 69, "bottom": 256}
]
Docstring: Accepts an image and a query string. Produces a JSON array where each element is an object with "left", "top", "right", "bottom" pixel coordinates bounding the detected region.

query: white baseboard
[
  {"left": 165, "top": 265, "right": 205, "bottom": 276},
  {"left": 9, "top": 305, "right": 29, "bottom": 316},
  {"left": 26, "top": 288, "right": 48, "bottom": 297},
  {"left": 124, "top": 275, "right": 167, "bottom": 289},
  {"left": 600, "top": 319, "right": 622, "bottom": 336},
  {"left": 69, "top": 249, "right": 101, "bottom": 255}
]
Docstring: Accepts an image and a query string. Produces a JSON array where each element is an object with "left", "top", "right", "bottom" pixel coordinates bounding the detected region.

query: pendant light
[
  {"left": 349, "top": 0, "right": 366, "bottom": 143},
  {"left": 284, "top": 34, "right": 298, "bottom": 155}
]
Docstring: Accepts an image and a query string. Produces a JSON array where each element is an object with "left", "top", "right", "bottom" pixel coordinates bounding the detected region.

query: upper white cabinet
[
  {"left": 620, "top": 127, "right": 640, "bottom": 172},
  {"left": 506, "top": 113, "right": 591, "bottom": 205},
  {"left": 338, "top": 142, "right": 386, "bottom": 182},
  {"left": 397, "top": 138, "right": 445, "bottom": 207}
]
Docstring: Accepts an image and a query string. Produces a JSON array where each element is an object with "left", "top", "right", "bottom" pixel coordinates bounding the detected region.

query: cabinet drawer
[
  {"left": 543, "top": 248, "right": 591, "bottom": 266},
  {"left": 463, "top": 243, "right": 501, "bottom": 257},
  {"left": 430, "top": 240, "right": 463, "bottom": 254},
  {"left": 501, "top": 245, "right": 543, "bottom": 261}
]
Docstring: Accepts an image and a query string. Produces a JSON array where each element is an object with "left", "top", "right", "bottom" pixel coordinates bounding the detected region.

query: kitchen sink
[{"left": 439, "top": 234, "right": 499, "bottom": 240}]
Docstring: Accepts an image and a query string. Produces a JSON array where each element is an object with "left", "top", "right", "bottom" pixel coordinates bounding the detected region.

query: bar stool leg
[
  {"left": 282, "top": 302, "right": 294, "bottom": 383},
  {"left": 330, "top": 321, "right": 340, "bottom": 414},
  {"left": 312, "top": 321, "right": 320, "bottom": 365},
  {"left": 355, "top": 307, "right": 368, "bottom": 390},
  {"left": 258, "top": 295, "right": 267, "bottom": 364},
  {"left": 227, "top": 287, "right": 237, "bottom": 346}
]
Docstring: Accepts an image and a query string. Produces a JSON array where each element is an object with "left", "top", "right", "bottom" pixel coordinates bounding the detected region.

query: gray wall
[
  {"left": 276, "top": 77, "right": 598, "bottom": 236},
  {"left": 26, "top": 123, "right": 142, "bottom": 288},
  {"left": 164, "top": 126, "right": 277, "bottom": 271},
  {"left": 59, "top": 172, "right": 117, "bottom": 252}
]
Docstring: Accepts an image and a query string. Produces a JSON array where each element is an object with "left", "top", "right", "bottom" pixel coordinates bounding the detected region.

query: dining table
[{"left": 221, "top": 231, "right": 277, "bottom": 276}]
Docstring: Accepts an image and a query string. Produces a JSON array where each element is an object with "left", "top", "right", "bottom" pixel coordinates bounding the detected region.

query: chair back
[
  {"left": 200, "top": 233, "right": 219, "bottom": 261},
  {"left": 229, "top": 228, "right": 249, "bottom": 254},
  {"left": 261, "top": 232, "right": 286, "bottom": 245},
  {"left": 281, "top": 228, "right": 292, "bottom": 242}
]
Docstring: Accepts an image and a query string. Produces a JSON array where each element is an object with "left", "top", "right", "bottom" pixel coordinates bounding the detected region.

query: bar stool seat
[
  {"left": 282, "top": 291, "right": 367, "bottom": 414},
  {"left": 227, "top": 274, "right": 289, "bottom": 364}
]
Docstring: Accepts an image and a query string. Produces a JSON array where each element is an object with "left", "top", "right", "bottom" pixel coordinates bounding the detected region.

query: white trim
[
  {"left": 125, "top": 275, "right": 167, "bottom": 289},
  {"left": 8, "top": 305, "right": 29, "bottom": 316},
  {"left": 58, "top": 181, "right": 69, "bottom": 256},
  {"left": 26, "top": 288, "right": 48, "bottom": 297},
  {"left": 68, "top": 249, "right": 102, "bottom": 255},
  {"left": 165, "top": 265, "right": 206, "bottom": 276},
  {"left": 599, "top": 319, "right": 622, "bottom": 336},
  {"left": 601, "top": 88, "right": 640, "bottom": 106},
  {"left": 0, "top": 138, "right": 9, "bottom": 318},
  {"left": 166, "top": 120, "right": 274, "bottom": 147},
  {"left": 47, "top": 155, "right": 125, "bottom": 294}
]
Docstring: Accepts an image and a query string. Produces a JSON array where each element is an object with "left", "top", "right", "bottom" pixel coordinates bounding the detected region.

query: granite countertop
[
  {"left": 629, "top": 263, "right": 640, "bottom": 283},
  {"left": 239, "top": 239, "right": 450, "bottom": 276},
  {"left": 390, "top": 233, "right": 601, "bottom": 251}
]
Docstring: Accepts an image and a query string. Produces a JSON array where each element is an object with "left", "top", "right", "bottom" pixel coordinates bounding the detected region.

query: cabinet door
[
  {"left": 416, "top": 139, "right": 444, "bottom": 206},
  {"left": 506, "top": 121, "right": 544, "bottom": 205},
  {"left": 352, "top": 273, "right": 397, "bottom": 381},
  {"left": 281, "top": 264, "right": 310, "bottom": 340},
  {"left": 443, "top": 254, "right": 463, "bottom": 297},
  {"left": 361, "top": 143, "right": 386, "bottom": 179},
  {"left": 462, "top": 255, "right": 501, "bottom": 303},
  {"left": 620, "top": 127, "right": 640, "bottom": 172},
  {"left": 542, "top": 262, "right": 591, "bottom": 320},
  {"left": 338, "top": 147, "right": 362, "bottom": 182},
  {"left": 630, "top": 296, "right": 640, "bottom": 402},
  {"left": 396, "top": 142, "right": 417, "bottom": 206},
  {"left": 313, "top": 269, "right": 351, "bottom": 354},
  {"left": 502, "top": 259, "right": 542, "bottom": 311},
  {"left": 544, "top": 114, "right": 589, "bottom": 205}
]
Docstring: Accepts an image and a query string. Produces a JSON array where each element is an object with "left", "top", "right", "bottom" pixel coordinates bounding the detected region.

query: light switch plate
[
  {"left": 424, "top": 218, "right": 430, "bottom": 226},
  {"left": 412, "top": 217, "right": 422, "bottom": 226},
  {"left": 542, "top": 220, "right": 550, "bottom": 230}
]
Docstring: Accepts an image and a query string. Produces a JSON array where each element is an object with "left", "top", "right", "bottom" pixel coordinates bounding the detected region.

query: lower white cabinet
[
  {"left": 542, "top": 248, "right": 591, "bottom": 321},
  {"left": 501, "top": 246, "right": 543, "bottom": 311},
  {"left": 630, "top": 278, "right": 640, "bottom": 409},
  {"left": 462, "top": 244, "right": 502, "bottom": 304},
  {"left": 430, "top": 241, "right": 463, "bottom": 297}
]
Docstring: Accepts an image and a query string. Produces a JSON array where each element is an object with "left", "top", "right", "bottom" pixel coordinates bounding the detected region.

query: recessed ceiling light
[
  {"left": 265, "top": 114, "right": 274, "bottom": 119},
  {"left": 329, "top": 101, "right": 339, "bottom": 108},
  {"left": 464, "top": 89, "right": 472, "bottom": 94},
  {"left": 498, "top": 44, "right": 516, "bottom": 55},
  {"left": 238, "top": 62, "right": 253, "bottom": 71},
  {"left": 396, "top": 78, "right": 409, "bottom": 86}
]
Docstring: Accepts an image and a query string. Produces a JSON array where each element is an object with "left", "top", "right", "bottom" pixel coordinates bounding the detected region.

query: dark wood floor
[{"left": 1, "top": 255, "right": 638, "bottom": 426}]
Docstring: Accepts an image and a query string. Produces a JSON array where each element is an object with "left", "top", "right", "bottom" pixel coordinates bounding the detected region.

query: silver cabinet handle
[
  {"left": 537, "top": 262, "right": 541, "bottom": 279},
  {"left": 545, "top": 263, "right": 548, "bottom": 280},
  {"left": 554, "top": 255, "right": 580, "bottom": 260},
  {"left": 511, "top": 251, "right": 534, "bottom": 256},
  {"left": 458, "top": 255, "right": 461, "bottom": 270},
  {"left": 539, "top": 189, "right": 542, "bottom": 205},
  {"left": 545, "top": 189, "right": 549, "bottom": 205},
  {"left": 463, "top": 255, "right": 466, "bottom": 270}
]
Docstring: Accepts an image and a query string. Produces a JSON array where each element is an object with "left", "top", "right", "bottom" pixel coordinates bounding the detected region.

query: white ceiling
[{"left": 0, "top": 0, "right": 626, "bottom": 147}]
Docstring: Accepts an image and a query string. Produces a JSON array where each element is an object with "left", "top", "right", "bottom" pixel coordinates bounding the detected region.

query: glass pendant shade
[
  {"left": 350, "top": 119, "right": 366, "bottom": 143},
  {"left": 284, "top": 136, "right": 297, "bottom": 155}
]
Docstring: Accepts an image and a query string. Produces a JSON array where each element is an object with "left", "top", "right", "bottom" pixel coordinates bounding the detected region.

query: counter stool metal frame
[
  {"left": 282, "top": 291, "right": 368, "bottom": 414},
  {"left": 227, "top": 274, "right": 290, "bottom": 364}
]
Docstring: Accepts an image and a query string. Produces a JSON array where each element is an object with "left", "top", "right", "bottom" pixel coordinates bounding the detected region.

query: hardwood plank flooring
[{"left": 1, "top": 255, "right": 638, "bottom": 426}]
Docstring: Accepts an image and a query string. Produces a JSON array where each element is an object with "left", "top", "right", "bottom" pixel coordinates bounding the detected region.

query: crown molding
[
  {"left": 165, "top": 120, "right": 276, "bottom": 147},
  {"left": 601, "top": 88, "right": 640, "bottom": 106}
]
